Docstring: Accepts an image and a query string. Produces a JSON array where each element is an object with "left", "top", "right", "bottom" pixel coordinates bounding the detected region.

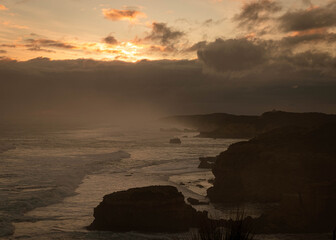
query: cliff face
[
  {"left": 207, "top": 124, "right": 336, "bottom": 203},
  {"left": 164, "top": 111, "right": 336, "bottom": 139}
]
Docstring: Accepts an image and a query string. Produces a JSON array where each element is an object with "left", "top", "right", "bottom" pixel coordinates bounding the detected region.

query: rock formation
[
  {"left": 163, "top": 111, "right": 336, "bottom": 139},
  {"left": 169, "top": 138, "right": 181, "bottom": 144},
  {"left": 87, "top": 185, "right": 208, "bottom": 232},
  {"left": 208, "top": 123, "right": 336, "bottom": 203},
  {"left": 198, "top": 156, "right": 217, "bottom": 169},
  {"left": 187, "top": 197, "right": 209, "bottom": 205}
]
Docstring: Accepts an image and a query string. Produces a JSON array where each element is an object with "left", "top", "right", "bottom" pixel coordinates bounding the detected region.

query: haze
[{"left": 1, "top": 0, "right": 336, "bottom": 124}]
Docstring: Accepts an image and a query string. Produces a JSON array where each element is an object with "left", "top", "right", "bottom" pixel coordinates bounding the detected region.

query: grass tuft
[{"left": 187, "top": 211, "right": 255, "bottom": 240}]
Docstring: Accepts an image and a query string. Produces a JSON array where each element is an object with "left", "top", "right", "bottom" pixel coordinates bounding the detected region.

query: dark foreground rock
[
  {"left": 169, "top": 138, "right": 181, "bottom": 144},
  {"left": 198, "top": 156, "right": 217, "bottom": 169},
  {"left": 87, "top": 185, "right": 208, "bottom": 232},
  {"left": 207, "top": 123, "right": 336, "bottom": 233},
  {"left": 208, "top": 123, "right": 336, "bottom": 203},
  {"left": 256, "top": 181, "right": 336, "bottom": 233}
]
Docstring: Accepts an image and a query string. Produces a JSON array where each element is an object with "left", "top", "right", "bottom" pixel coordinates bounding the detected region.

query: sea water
[{"left": 0, "top": 125, "right": 330, "bottom": 240}]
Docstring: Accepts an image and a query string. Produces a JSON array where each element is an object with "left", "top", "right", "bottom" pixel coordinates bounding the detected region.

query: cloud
[
  {"left": 184, "top": 41, "right": 207, "bottom": 52},
  {"left": 281, "top": 31, "right": 336, "bottom": 46},
  {"left": 279, "top": 1, "right": 336, "bottom": 32},
  {"left": 1, "top": 21, "right": 29, "bottom": 29},
  {"left": 145, "top": 22, "right": 184, "bottom": 46},
  {"left": 0, "top": 4, "right": 8, "bottom": 11},
  {"left": 102, "top": 35, "right": 118, "bottom": 45},
  {"left": 197, "top": 38, "right": 267, "bottom": 72},
  {"left": 203, "top": 18, "right": 226, "bottom": 27},
  {"left": 27, "top": 47, "right": 56, "bottom": 53},
  {"left": 25, "top": 38, "right": 76, "bottom": 49},
  {"left": 0, "top": 50, "right": 7, "bottom": 54},
  {"left": 102, "top": 8, "right": 146, "bottom": 22},
  {"left": 0, "top": 57, "right": 335, "bottom": 124},
  {"left": 0, "top": 44, "right": 16, "bottom": 48},
  {"left": 234, "top": 0, "right": 281, "bottom": 29}
]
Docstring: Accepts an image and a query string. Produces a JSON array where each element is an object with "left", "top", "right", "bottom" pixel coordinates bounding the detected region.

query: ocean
[{"left": 0, "top": 124, "right": 330, "bottom": 240}]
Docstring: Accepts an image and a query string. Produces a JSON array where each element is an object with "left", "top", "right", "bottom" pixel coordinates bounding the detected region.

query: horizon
[{"left": 1, "top": 0, "right": 336, "bottom": 123}]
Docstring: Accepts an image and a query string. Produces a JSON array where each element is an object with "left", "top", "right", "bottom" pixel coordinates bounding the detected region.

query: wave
[{"left": 0, "top": 150, "right": 130, "bottom": 238}]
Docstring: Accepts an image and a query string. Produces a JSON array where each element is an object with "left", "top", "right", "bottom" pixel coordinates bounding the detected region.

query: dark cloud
[
  {"left": 0, "top": 50, "right": 7, "bottom": 54},
  {"left": 197, "top": 37, "right": 336, "bottom": 75},
  {"left": 281, "top": 32, "right": 336, "bottom": 46},
  {"left": 102, "top": 8, "right": 146, "bottom": 22},
  {"left": 197, "top": 38, "right": 268, "bottom": 72},
  {"left": 234, "top": 0, "right": 281, "bottom": 29},
  {"left": 148, "top": 45, "right": 174, "bottom": 53},
  {"left": 279, "top": 1, "right": 336, "bottom": 32},
  {"left": 102, "top": 35, "right": 118, "bottom": 45},
  {"left": 0, "top": 55, "right": 335, "bottom": 124},
  {"left": 184, "top": 41, "right": 207, "bottom": 52},
  {"left": 25, "top": 38, "right": 76, "bottom": 49},
  {"left": 281, "top": 51, "right": 336, "bottom": 69},
  {"left": 27, "top": 47, "right": 55, "bottom": 53},
  {"left": 0, "top": 44, "right": 16, "bottom": 48},
  {"left": 145, "top": 22, "right": 184, "bottom": 46},
  {"left": 203, "top": 18, "right": 225, "bottom": 27}
]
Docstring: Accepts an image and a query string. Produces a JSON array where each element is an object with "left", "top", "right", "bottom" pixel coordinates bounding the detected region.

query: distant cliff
[
  {"left": 163, "top": 111, "right": 336, "bottom": 138},
  {"left": 207, "top": 123, "right": 336, "bottom": 203}
]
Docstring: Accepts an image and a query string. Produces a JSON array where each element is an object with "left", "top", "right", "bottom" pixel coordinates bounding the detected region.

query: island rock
[{"left": 87, "top": 185, "right": 207, "bottom": 232}]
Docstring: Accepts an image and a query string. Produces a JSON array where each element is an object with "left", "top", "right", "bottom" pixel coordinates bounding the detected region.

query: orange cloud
[
  {"left": 0, "top": 4, "right": 8, "bottom": 11},
  {"left": 1, "top": 21, "right": 29, "bottom": 29},
  {"left": 288, "top": 27, "right": 327, "bottom": 37},
  {"left": 102, "top": 9, "right": 146, "bottom": 22}
]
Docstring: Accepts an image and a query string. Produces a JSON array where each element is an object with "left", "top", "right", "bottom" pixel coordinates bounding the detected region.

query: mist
[{"left": 1, "top": 55, "right": 336, "bottom": 126}]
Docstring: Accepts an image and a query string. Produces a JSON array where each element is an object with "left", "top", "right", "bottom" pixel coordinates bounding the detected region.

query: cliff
[
  {"left": 163, "top": 111, "right": 336, "bottom": 139},
  {"left": 207, "top": 123, "right": 336, "bottom": 203}
]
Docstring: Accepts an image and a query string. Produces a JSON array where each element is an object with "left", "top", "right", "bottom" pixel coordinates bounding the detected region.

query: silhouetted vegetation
[{"left": 186, "top": 212, "right": 255, "bottom": 240}]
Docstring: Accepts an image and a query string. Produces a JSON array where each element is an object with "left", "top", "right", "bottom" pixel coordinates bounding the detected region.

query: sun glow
[{"left": 61, "top": 40, "right": 152, "bottom": 62}]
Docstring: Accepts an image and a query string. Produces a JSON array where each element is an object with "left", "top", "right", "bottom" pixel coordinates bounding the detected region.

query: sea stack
[
  {"left": 87, "top": 185, "right": 208, "bottom": 232},
  {"left": 169, "top": 138, "right": 181, "bottom": 144}
]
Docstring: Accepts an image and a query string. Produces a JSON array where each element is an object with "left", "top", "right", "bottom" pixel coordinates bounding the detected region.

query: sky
[
  {"left": 1, "top": 0, "right": 334, "bottom": 61},
  {"left": 0, "top": 0, "right": 336, "bottom": 123}
]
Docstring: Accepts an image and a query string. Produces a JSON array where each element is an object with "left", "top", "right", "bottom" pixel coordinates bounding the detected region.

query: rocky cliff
[
  {"left": 207, "top": 123, "right": 336, "bottom": 203},
  {"left": 163, "top": 111, "right": 336, "bottom": 139}
]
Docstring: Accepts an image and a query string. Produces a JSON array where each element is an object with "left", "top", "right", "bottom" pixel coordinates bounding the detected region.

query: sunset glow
[{"left": 0, "top": 0, "right": 335, "bottom": 62}]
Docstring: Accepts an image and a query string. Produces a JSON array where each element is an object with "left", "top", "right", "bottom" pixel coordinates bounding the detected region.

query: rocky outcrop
[
  {"left": 163, "top": 112, "right": 258, "bottom": 139},
  {"left": 87, "top": 185, "right": 208, "bottom": 232},
  {"left": 208, "top": 123, "right": 336, "bottom": 203},
  {"left": 198, "top": 156, "right": 217, "bottom": 169},
  {"left": 163, "top": 111, "right": 336, "bottom": 139},
  {"left": 169, "top": 138, "right": 181, "bottom": 144},
  {"left": 187, "top": 197, "right": 209, "bottom": 205}
]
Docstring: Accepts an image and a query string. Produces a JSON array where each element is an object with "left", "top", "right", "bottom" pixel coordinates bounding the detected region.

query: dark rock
[
  {"left": 198, "top": 156, "right": 217, "bottom": 169},
  {"left": 163, "top": 111, "right": 336, "bottom": 139},
  {"left": 252, "top": 180, "right": 336, "bottom": 233},
  {"left": 187, "top": 197, "right": 209, "bottom": 205},
  {"left": 196, "top": 184, "right": 204, "bottom": 188},
  {"left": 208, "top": 123, "right": 336, "bottom": 203},
  {"left": 169, "top": 138, "right": 181, "bottom": 144},
  {"left": 208, "top": 179, "right": 215, "bottom": 184},
  {"left": 87, "top": 185, "right": 208, "bottom": 232}
]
